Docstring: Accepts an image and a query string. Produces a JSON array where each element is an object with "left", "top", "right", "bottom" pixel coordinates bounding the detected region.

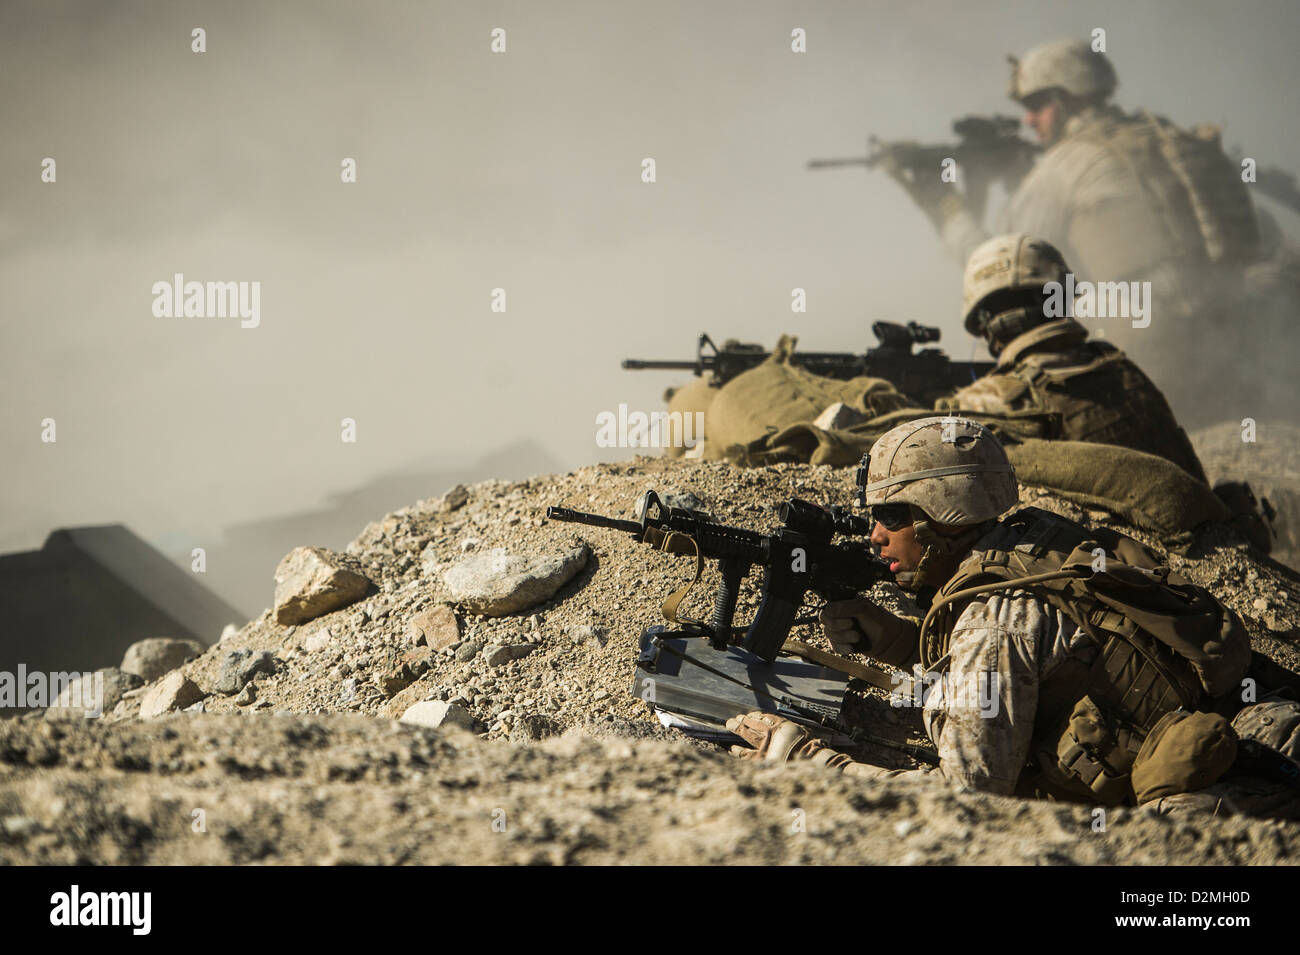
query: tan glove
[
  {"left": 725, "top": 712, "right": 857, "bottom": 771},
  {"left": 819, "top": 599, "right": 921, "bottom": 667}
]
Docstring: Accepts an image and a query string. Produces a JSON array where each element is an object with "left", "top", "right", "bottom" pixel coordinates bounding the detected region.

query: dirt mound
[
  {"left": 1192, "top": 419, "right": 1300, "bottom": 571},
  {"left": 2, "top": 714, "right": 1295, "bottom": 865},
  {"left": 4, "top": 454, "right": 1300, "bottom": 864}
]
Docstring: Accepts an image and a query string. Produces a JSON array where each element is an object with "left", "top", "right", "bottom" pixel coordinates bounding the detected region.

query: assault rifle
[
  {"left": 547, "top": 490, "right": 888, "bottom": 661},
  {"left": 622, "top": 321, "right": 993, "bottom": 406},
  {"left": 809, "top": 114, "right": 1040, "bottom": 219},
  {"left": 545, "top": 490, "right": 937, "bottom": 762}
]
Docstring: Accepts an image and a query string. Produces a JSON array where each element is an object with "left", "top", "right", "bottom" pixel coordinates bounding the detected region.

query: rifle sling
[{"left": 657, "top": 531, "right": 707, "bottom": 629}]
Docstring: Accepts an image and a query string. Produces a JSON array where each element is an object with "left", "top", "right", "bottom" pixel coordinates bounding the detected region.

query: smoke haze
[{"left": 3, "top": 0, "right": 1297, "bottom": 589}]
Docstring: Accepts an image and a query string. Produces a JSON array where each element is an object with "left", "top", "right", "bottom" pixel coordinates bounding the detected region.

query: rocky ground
[{"left": 2, "top": 422, "right": 1299, "bottom": 865}]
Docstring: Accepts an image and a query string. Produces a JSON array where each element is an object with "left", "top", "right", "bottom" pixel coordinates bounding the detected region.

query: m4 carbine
[
  {"left": 809, "top": 113, "right": 1040, "bottom": 219},
  {"left": 622, "top": 321, "right": 993, "bottom": 406},
  {"left": 545, "top": 489, "right": 890, "bottom": 663}
]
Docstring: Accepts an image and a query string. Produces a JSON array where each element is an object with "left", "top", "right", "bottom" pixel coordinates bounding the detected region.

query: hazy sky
[{"left": 4, "top": 0, "right": 1298, "bottom": 557}]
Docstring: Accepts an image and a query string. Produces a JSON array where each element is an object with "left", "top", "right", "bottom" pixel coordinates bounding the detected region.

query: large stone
[
  {"left": 442, "top": 543, "right": 590, "bottom": 616},
  {"left": 215, "top": 650, "right": 276, "bottom": 695},
  {"left": 120, "top": 638, "right": 205, "bottom": 682},
  {"left": 454, "top": 640, "right": 482, "bottom": 662},
  {"left": 139, "top": 671, "right": 204, "bottom": 719},
  {"left": 273, "top": 547, "right": 372, "bottom": 625},
  {"left": 400, "top": 700, "right": 474, "bottom": 730},
  {"left": 45, "top": 667, "right": 143, "bottom": 720},
  {"left": 407, "top": 605, "right": 460, "bottom": 649}
]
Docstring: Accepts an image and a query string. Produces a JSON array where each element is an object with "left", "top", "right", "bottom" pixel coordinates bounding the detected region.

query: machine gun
[
  {"left": 545, "top": 490, "right": 936, "bottom": 762},
  {"left": 809, "top": 114, "right": 1040, "bottom": 219},
  {"left": 621, "top": 321, "right": 993, "bottom": 406}
]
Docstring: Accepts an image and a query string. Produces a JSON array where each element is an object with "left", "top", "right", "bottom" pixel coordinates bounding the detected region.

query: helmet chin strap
[
  {"left": 982, "top": 305, "right": 1044, "bottom": 354},
  {"left": 895, "top": 518, "right": 990, "bottom": 591}
]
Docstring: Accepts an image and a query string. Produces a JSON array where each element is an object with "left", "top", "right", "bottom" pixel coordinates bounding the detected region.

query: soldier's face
[
  {"left": 870, "top": 520, "right": 926, "bottom": 574},
  {"left": 1022, "top": 96, "right": 1061, "bottom": 144}
]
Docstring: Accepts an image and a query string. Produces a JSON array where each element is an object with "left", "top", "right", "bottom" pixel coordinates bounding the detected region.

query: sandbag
[
  {"left": 1005, "top": 439, "right": 1231, "bottom": 543},
  {"left": 702, "top": 335, "right": 912, "bottom": 460},
  {"left": 662, "top": 376, "right": 719, "bottom": 459},
  {"left": 736, "top": 407, "right": 1060, "bottom": 468}
]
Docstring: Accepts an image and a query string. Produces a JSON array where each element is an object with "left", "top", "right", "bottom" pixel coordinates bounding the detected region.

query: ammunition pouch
[{"left": 1132, "top": 709, "right": 1238, "bottom": 804}]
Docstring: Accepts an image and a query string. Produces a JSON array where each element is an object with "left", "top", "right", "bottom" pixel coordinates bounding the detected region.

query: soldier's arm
[
  {"left": 766, "top": 592, "right": 1051, "bottom": 792},
  {"left": 915, "top": 591, "right": 1048, "bottom": 795}
]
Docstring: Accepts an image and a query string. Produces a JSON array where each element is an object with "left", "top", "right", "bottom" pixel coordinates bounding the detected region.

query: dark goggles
[{"left": 870, "top": 503, "right": 914, "bottom": 531}]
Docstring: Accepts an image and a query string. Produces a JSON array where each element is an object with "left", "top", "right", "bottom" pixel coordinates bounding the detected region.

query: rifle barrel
[
  {"left": 806, "top": 158, "right": 875, "bottom": 169},
  {"left": 546, "top": 506, "right": 642, "bottom": 535},
  {"left": 620, "top": 359, "right": 700, "bottom": 370}
]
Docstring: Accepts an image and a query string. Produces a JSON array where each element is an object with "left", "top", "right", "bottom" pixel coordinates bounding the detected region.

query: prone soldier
[
  {"left": 935, "top": 232, "right": 1208, "bottom": 481},
  {"left": 727, "top": 416, "right": 1300, "bottom": 817}
]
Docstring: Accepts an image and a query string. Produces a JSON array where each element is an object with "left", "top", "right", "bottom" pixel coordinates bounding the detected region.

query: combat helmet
[
  {"left": 962, "top": 233, "right": 1071, "bottom": 351},
  {"left": 1009, "top": 37, "right": 1118, "bottom": 103},
  {"left": 857, "top": 416, "right": 1018, "bottom": 586}
]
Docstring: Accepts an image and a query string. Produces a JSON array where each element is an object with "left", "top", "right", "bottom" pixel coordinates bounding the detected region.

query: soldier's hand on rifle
[
  {"left": 726, "top": 712, "right": 861, "bottom": 772},
  {"left": 821, "top": 599, "right": 921, "bottom": 667},
  {"left": 876, "top": 146, "right": 969, "bottom": 230},
  {"left": 820, "top": 598, "right": 879, "bottom": 654}
]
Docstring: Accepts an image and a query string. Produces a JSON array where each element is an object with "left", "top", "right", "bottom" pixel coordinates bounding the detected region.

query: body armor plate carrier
[{"left": 919, "top": 507, "right": 1252, "bottom": 804}]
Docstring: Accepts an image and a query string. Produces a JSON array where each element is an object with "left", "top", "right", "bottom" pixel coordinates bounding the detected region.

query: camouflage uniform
[
  {"left": 935, "top": 317, "right": 1208, "bottom": 481},
  {"left": 730, "top": 417, "right": 1300, "bottom": 819},
  {"left": 846, "top": 587, "right": 1300, "bottom": 819},
  {"left": 915, "top": 40, "right": 1269, "bottom": 416},
  {"left": 846, "top": 589, "right": 1087, "bottom": 795}
]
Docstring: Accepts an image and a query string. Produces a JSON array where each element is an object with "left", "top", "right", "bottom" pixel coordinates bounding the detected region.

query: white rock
[
  {"left": 443, "top": 543, "right": 590, "bottom": 616},
  {"left": 813, "top": 402, "right": 867, "bottom": 431},
  {"left": 120, "top": 638, "right": 204, "bottom": 682},
  {"left": 139, "top": 671, "right": 204, "bottom": 719},
  {"left": 304, "top": 628, "right": 333, "bottom": 653},
  {"left": 399, "top": 700, "right": 474, "bottom": 731}
]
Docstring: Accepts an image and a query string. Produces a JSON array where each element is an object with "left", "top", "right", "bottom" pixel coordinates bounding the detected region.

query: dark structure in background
[
  {"left": 0, "top": 525, "right": 246, "bottom": 676},
  {"left": 191, "top": 441, "right": 563, "bottom": 616}
]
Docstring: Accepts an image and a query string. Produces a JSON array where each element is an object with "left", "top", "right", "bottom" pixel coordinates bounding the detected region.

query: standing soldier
[{"left": 882, "top": 37, "right": 1272, "bottom": 417}]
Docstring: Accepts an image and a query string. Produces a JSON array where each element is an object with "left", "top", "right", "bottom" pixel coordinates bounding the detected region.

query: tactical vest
[
  {"left": 1071, "top": 109, "right": 1261, "bottom": 269},
  {"left": 945, "top": 321, "right": 1209, "bottom": 482},
  {"left": 919, "top": 507, "right": 1252, "bottom": 804},
  {"left": 1009, "top": 342, "right": 1207, "bottom": 482}
]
